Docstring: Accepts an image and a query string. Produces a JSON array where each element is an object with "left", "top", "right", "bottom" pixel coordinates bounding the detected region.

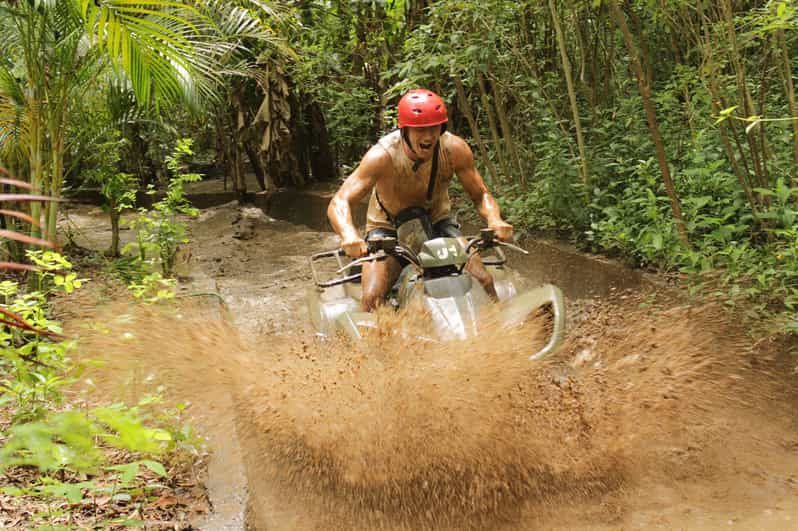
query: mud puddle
[{"left": 71, "top": 200, "right": 798, "bottom": 530}]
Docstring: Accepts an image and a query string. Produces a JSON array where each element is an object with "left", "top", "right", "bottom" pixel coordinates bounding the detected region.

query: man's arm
[
  {"left": 328, "top": 146, "right": 389, "bottom": 257},
  {"left": 449, "top": 136, "right": 514, "bottom": 241}
]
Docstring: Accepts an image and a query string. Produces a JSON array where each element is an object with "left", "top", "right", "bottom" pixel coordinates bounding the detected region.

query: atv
[{"left": 308, "top": 215, "right": 565, "bottom": 360}]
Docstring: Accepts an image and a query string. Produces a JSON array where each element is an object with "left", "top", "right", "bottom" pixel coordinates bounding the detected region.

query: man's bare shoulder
[
  {"left": 444, "top": 133, "right": 475, "bottom": 168},
  {"left": 358, "top": 142, "right": 393, "bottom": 178}
]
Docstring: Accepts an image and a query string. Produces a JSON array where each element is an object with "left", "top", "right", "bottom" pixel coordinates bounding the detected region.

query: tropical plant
[
  {"left": 124, "top": 139, "right": 201, "bottom": 276},
  {"left": 0, "top": 0, "right": 277, "bottom": 241}
]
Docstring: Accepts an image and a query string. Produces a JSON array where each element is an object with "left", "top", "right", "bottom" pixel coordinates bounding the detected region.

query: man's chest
[{"left": 378, "top": 167, "right": 453, "bottom": 207}]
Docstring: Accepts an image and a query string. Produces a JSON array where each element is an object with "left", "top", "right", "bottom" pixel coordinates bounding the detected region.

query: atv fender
[
  {"left": 335, "top": 311, "right": 377, "bottom": 340},
  {"left": 499, "top": 284, "right": 565, "bottom": 360}
]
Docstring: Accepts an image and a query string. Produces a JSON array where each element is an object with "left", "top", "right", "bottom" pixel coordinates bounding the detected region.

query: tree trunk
[
  {"left": 244, "top": 137, "right": 269, "bottom": 191},
  {"left": 610, "top": 0, "right": 689, "bottom": 246},
  {"left": 214, "top": 114, "right": 227, "bottom": 181},
  {"left": 476, "top": 72, "right": 511, "bottom": 182},
  {"left": 109, "top": 208, "right": 120, "bottom": 257},
  {"left": 488, "top": 66, "right": 524, "bottom": 180},
  {"left": 257, "top": 64, "right": 298, "bottom": 187},
  {"left": 549, "top": 0, "right": 590, "bottom": 186},
  {"left": 28, "top": 95, "right": 43, "bottom": 239},
  {"left": 778, "top": 29, "right": 798, "bottom": 180},
  {"left": 46, "top": 97, "right": 67, "bottom": 242},
  {"left": 234, "top": 142, "right": 247, "bottom": 199},
  {"left": 453, "top": 75, "right": 500, "bottom": 185},
  {"left": 231, "top": 88, "right": 248, "bottom": 199},
  {"left": 309, "top": 101, "right": 336, "bottom": 180},
  {"left": 625, "top": 4, "right": 653, "bottom": 85},
  {"left": 406, "top": 0, "right": 429, "bottom": 29},
  {"left": 721, "top": 0, "right": 767, "bottom": 190}
]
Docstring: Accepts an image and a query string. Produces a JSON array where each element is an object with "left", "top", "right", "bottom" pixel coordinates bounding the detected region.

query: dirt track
[{"left": 68, "top": 200, "right": 798, "bottom": 530}]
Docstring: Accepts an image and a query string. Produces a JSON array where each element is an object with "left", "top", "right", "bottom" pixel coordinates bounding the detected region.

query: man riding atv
[{"left": 328, "top": 88, "right": 514, "bottom": 311}]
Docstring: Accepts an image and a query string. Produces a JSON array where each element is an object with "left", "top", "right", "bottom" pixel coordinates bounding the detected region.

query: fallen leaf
[
  {"left": 150, "top": 495, "right": 180, "bottom": 509},
  {"left": 93, "top": 495, "right": 112, "bottom": 507}
]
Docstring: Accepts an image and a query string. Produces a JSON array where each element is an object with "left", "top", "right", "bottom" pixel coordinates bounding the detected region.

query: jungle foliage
[
  {"left": 0, "top": 2, "right": 796, "bottom": 317},
  {"left": 284, "top": 0, "right": 798, "bottom": 334}
]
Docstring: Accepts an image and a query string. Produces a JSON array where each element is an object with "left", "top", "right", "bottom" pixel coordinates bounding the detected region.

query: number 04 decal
[{"left": 436, "top": 244, "right": 459, "bottom": 259}]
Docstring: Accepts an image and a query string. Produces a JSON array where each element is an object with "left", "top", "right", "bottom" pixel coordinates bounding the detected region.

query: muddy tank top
[{"left": 365, "top": 130, "right": 455, "bottom": 232}]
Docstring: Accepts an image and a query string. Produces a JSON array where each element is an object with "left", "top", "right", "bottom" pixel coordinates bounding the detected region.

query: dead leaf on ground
[{"left": 150, "top": 495, "right": 181, "bottom": 509}]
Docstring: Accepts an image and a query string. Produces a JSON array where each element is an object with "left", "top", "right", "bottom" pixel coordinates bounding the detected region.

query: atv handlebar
[
  {"left": 460, "top": 228, "right": 528, "bottom": 270},
  {"left": 311, "top": 230, "right": 528, "bottom": 288},
  {"left": 310, "top": 237, "right": 415, "bottom": 288},
  {"left": 464, "top": 228, "right": 529, "bottom": 256}
]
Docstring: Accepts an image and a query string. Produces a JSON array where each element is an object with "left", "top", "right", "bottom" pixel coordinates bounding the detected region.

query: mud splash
[{"left": 73, "top": 293, "right": 784, "bottom": 530}]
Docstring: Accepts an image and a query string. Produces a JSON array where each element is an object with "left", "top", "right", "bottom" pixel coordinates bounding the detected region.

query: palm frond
[
  {"left": 0, "top": 174, "right": 33, "bottom": 190},
  {"left": 80, "top": 0, "right": 221, "bottom": 107},
  {"left": 0, "top": 68, "right": 29, "bottom": 172},
  {"left": 0, "top": 229, "right": 55, "bottom": 249},
  {"left": 0, "top": 306, "right": 66, "bottom": 339},
  {"left": 0, "top": 209, "right": 38, "bottom": 226},
  {"left": 0, "top": 169, "right": 60, "bottom": 287}
]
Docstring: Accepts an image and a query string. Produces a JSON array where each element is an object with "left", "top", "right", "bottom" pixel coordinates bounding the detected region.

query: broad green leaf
[
  {"left": 140, "top": 459, "right": 167, "bottom": 477},
  {"left": 652, "top": 233, "right": 663, "bottom": 251},
  {"left": 107, "top": 462, "right": 140, "bottom": 484}
]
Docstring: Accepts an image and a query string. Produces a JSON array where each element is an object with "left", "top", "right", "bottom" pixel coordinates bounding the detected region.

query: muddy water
[{"left": 70, "top": 198, "right": 798, "bottom": 530}]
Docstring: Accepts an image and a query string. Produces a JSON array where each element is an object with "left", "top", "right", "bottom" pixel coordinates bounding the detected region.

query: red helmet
[{"left": 397, "top": 89, "right": 448, "bottom": 128}]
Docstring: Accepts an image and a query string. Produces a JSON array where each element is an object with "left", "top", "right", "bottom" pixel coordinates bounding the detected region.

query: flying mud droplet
[{"left": 73, "top": 297, "right": 785, "bottom": 529}]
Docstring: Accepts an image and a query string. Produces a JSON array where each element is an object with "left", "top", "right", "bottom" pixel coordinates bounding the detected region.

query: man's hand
[
  {"left": 341, "top": 234, "right": 368, "bottom": 258},
  {"left": 490, "top": 220, "right": 514, "bottom": 242}
]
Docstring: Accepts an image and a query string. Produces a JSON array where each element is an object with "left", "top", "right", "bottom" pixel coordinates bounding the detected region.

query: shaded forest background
[{"left": 2, "top": 0, "right": 798, "bottom": 331}]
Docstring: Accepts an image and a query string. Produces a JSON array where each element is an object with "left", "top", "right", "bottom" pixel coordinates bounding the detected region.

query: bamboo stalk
[
  {"left": 453, "top": 75, "right": 500, "bottom": 184},
  {"left": 549, "top": 0, "right": 590, "bottom": 186},
  {"left": 757, "top": 49, "right": 772, "bottom": 187},
  {"left": 509, "top": 44, "right": 577, "bottom": 163},
  {"left": 476, "top": 72, "right": 511, "bottom": 182},
  {"left": 488, "top": 65, "right": 524, "bottom": 180},
  {"left": 778, "top": 29, "right": 798, "bottom": 180},
  {"left": 712, "top": 97, "right": 757, "bottom": 214},
  {"left": 609, "top": 0, "right": 688, "bottom": 246},
  {"left": 721, "top": 0, "right": 767, "bottom": 190}
]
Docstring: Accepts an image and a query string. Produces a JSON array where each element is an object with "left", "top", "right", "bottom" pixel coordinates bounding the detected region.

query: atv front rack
[
  {"left": 310, "top": 248, "right": 360, "bottom": 288},
  {"left": 310, "top": 238, "right": 404, "bottom": 288}
]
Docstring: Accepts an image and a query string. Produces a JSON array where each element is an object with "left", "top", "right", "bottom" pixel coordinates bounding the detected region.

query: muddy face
[{"left": 405, "top": 125, "right": 442, "bottom": 161}]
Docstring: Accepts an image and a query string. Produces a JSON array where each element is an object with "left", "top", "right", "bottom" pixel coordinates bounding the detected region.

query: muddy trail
[{"left": 68, "top": 201, "right": 798, "bottom": 529}]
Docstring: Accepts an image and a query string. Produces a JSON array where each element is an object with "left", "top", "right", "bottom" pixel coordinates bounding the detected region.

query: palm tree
[{"left": 0, "top": 0, "right": 276, "bottom": 241}]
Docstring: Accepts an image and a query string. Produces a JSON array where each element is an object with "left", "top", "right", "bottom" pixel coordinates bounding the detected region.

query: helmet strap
[{"left": 401, "top": 128, "right": 416, "bottom": 154}]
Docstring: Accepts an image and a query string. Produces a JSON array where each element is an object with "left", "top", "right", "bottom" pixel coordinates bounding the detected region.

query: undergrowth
[{"left": 0, "top": 250, "right": 207, "bottom": 528}]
